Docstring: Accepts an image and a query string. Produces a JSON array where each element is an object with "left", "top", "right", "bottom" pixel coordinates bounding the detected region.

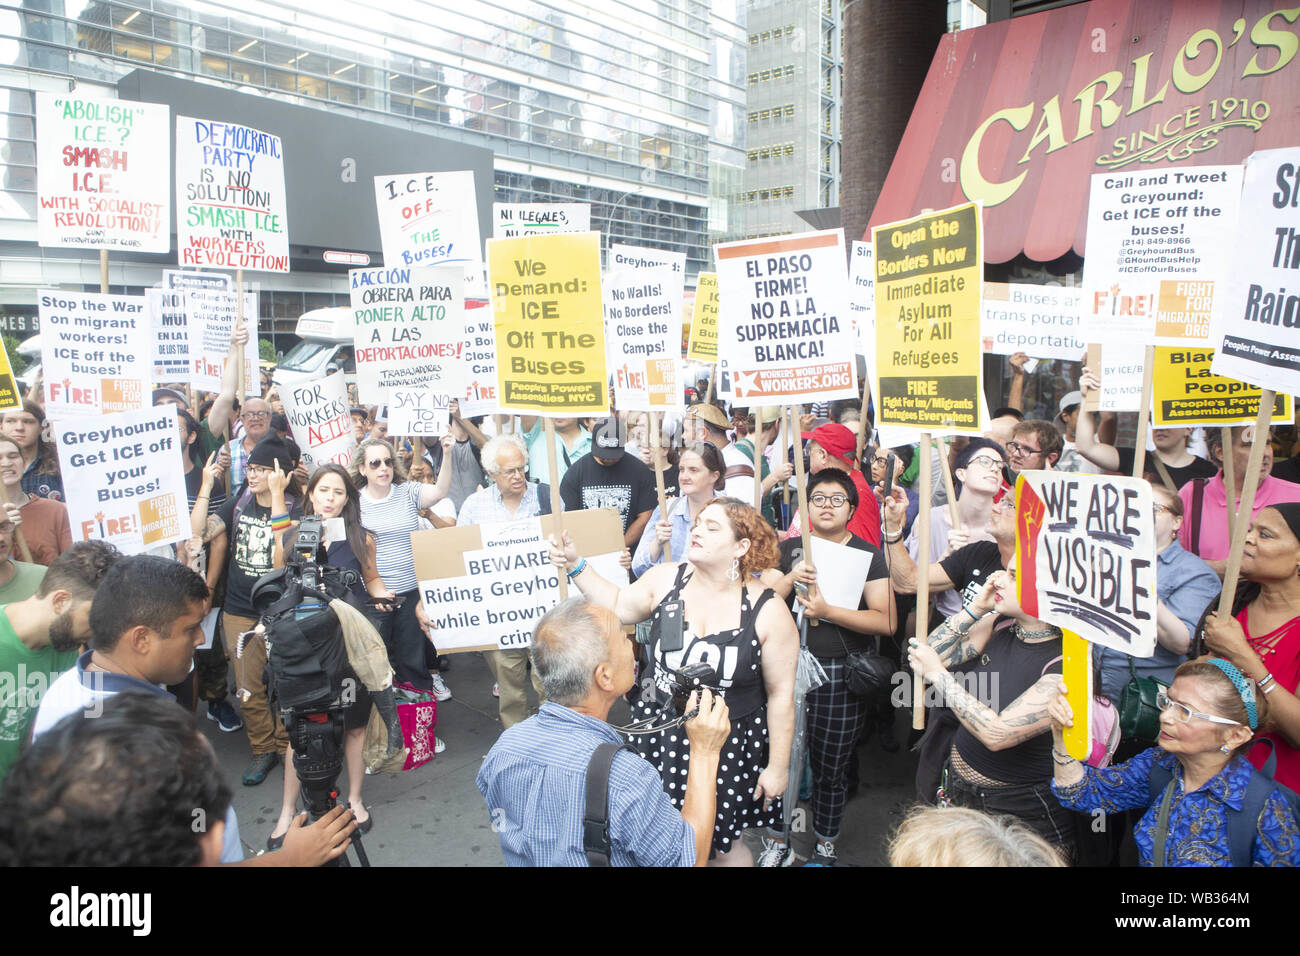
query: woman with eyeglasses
[
  {"left": 349, "top": 436, "right": 454, "bottom": 705},
  {"left": 906, "top": 554, "right": 1079, "bottom": 856},
  {"left": 1048, "top": 660, "right": 1300, "bottom": 865},
  {"left": 631, "top": 442, "right": 723, "bottom": 578},
  {"left": 754, "top": 469, "right": 895, "bottom": 866}
]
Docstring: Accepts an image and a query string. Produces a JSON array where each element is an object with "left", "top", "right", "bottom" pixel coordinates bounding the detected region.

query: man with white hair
[{"left": 477, "top": 597, "right": 731, "bottom": 866}]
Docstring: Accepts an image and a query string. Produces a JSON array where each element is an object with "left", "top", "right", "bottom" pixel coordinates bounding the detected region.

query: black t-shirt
[
  {"left": 559, "top": 453, "right": 658, "bottom": 534},
  {"left": 1114, "top": 447, "right": 1217, "bottom": 488},
  {"left": 938, "top": 540, "right": 1005, "bottom": 614},
  {"left": 777, "top": 535, "right": 889, "bottom": 659},
  {"left": 1273, "top": 455, "right": 1300, "bottom": 486},
  {"left": 184, "top": 466, "right": 226, "bottom": 512},
  {"left": 217, "top": 493, "right": 303, "bottom": 617}
]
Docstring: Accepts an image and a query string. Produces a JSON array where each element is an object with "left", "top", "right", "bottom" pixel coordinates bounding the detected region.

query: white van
[{"left": 273, "top": 308, "right": 356, "bottom": 388}]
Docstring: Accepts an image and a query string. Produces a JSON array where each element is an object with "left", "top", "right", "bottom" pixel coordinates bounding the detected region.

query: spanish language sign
[
  {"left": 1081, "top": 165, "right": 1241, "bottom": 346},
  {"left": 873, "top": 202, "right": 982, "bottom": 433},
  {"left": 175, "top": 115, "right": 288, "bottom": 272},
  {"left": 493, "top": 202, "right": 589, "bottom": 238},
  {"left": 280, "top": 371, "right": 355, "bottom": 471},
  {"left": 1016, "top": 472, "right": 1156, "bottom": 658},
  {"left": 1152, "top": 347, "right": 1292, "bottom": 427},
  {"left": 686, "top": 272, "right": 719, "bottom": 362},
  {"left": 185, "top": 289, "right": 259, "bottom": 395},
  {"left": 413, "top": 510, "right": 625, "bottom": 653},
  {"left": 146, "top": 289, "right": 189, "bottom": 384},
  {"left": 350, "top": 265, "right": 465, "bottom": 405},
  {"left": 605, "top": 247, "right": 685, "bottom": 411},
  {"left": 38, "top": 291, "right": 149, "bottom": 417},
  {"left": 714, "top": 230, "right": 857, "bottom": 405},
  {"left": 374, "top": 171, "right": 483, "bottom": 295},
  {"left": 1211, "top": 147, "right": 1300, "bottom": 395},
  {"left": 982, "top": 283, "right": 1086, "bottom": 360},
  {"left": 36, "top": 93, "right": 170, "bottom": 252},
  {"left": 460, "top": 304, "right": 498, "bottom": 417},
  {"left": 55, "top": 406, "right": 188, "bottom": 555},
  {"left": 487, "top": 231, "right": 607, "bottom": 416},
  {"left": 848, "top": 241, "right": 874, "bottom": 357}
]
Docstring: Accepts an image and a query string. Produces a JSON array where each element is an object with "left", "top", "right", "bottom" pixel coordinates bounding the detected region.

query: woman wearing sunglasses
[
  {"left": 1048, "top": 660, "right": 1300, "bottom": 865},
  {"left": 349, "top": 436, "right": 454, "bottom": 703}
]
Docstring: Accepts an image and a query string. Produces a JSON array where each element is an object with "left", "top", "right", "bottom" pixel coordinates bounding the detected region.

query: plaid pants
[{"left": 804, "top": 657, "right": 870, "bottom": 842}]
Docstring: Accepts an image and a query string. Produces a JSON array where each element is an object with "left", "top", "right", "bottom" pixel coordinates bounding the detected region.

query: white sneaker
[
  {"left": 813, "top": 841, "right": 838, "bottom": 866},
  {"left": 430, "top": 673, "right": 452, "bottom": 702},
  {"left": 757, "top": 837, "right": 793, "bottom": 867},
  {"left": 492, "top": 683, "right": 499, "bottom": 697},
  {"left": 435, "top": 737, "right": 447, "bottom": 754}
]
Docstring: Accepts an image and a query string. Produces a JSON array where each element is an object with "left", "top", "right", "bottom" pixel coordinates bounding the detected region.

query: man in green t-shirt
[{"left": 0, "top": 541, "right": 120, "bottom": 783}]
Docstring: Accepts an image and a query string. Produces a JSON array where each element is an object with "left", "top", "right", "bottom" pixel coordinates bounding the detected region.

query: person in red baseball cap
[{"left": 787, "top": 424, "right": 881, "bottom": 546}]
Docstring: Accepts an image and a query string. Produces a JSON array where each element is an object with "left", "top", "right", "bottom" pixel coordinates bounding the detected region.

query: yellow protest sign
[
  {"left": 686, "top": 272, "right": 719, "bottom": 363},
  {"left": 1152, "top": 347, "right": 1291, "bottom": 427},
  {"left": 0, "top": 338, "right": 19, "bottom": 411},
  {"left": 873, "top": 201, "right": 982, "bottom": 433},
  {"left": 488, "top": 231, "right": 608, "bottom": 416}
]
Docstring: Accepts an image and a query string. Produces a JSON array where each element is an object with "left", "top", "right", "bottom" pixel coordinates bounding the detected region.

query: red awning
[{"left": 867, "top": 0, "right": 1300, "bottom": 263}]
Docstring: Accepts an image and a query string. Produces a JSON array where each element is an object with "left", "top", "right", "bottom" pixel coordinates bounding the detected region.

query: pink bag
[{"left": 394, "top": 681, "right": 439, "bottom": 771}]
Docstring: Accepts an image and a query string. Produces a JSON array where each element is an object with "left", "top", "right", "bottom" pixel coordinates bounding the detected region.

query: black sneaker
[
  {"left": 241, "top": 752, "right": 279, "bottom": 786},
  {"left": 207, "top": 699, "right": 244, "bottom": 733}
]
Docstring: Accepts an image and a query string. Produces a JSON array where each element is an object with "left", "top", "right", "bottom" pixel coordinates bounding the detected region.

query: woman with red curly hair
[{"left": 550, "top": 497, "right": 798, "bottom": 865}]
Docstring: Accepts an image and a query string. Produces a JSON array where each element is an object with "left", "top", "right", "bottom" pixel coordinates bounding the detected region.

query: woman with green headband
[{"left": 1046, "top": 659, "right": 1300, "bottom": 866}]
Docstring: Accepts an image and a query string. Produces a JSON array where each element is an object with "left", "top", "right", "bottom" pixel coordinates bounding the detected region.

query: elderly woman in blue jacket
[{"left": 1049, "top": 659, "right": 1300, "bottom": 866}]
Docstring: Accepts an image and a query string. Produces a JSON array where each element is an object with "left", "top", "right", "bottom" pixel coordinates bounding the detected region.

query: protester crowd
[{"left": 2, "top": 327, "right": 1300, "bottom": 869}]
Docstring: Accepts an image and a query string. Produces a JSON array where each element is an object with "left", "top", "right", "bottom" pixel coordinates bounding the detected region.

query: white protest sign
[
  {"left": 808, "top": 536, "right": 871, "bottom": 611},
  {"left": 982, "top": 283, "right": 1086, "bottom": 360},
  {"left": 280, "top": 371, "right": 355, "bottom": 471},
  {"left": 1082, "top": 165, "right": 1242, "bottom": 346},
  {"left": 164, "top": 269, "right": 231, "bottom": 292},
  {"left": 55, "top": 406, "right": 188, "bottom": 555},
  {"left": 1097, "top": 341, "right": 1145, "bottom": 412},
  {"left": 1210, "top": 148, "right": 1300, "bottom": 395},
  {"left": 185, "top": 289, "right": 259, "bottom": 395},
  {"left": 388, "top": 390, "right": 450, "bottom": 436},
  {"left": 149, "top": 271, "right": 232, "bottom": 384},
  {"left": 460, "top": 305, "right": 498, "bottom": 417},
  {"left": 374, "top": 171, "right": 484, "bottom": 296},
  {"left": 36, "top": 93, "right": 170, "bottom": 253},
  {"left": 175, "top": 116, "right": 289, "bottom": 272},
  {"left": 38, "top": 290, "right": 150, "bottom": 417},
  {"left": 1016, "top": 472, "right": 1156, "bottom": 658},
  {"left": 605, "top": 246, "right": 685, "bottom": 411},
  {"left": 848, "top": 241, "right": 874, "bottom": 359},
  {"left": 714, "top": 229, "right": 857, "bottom": 405},
  {"left": 350, "top": 265, "right": 465, "bottom": 406},
  {"left": 493, "top": 202, "right": 590, "bottom": 238}
]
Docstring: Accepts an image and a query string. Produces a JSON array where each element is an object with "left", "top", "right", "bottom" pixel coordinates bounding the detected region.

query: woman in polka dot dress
[{"left": 550, "top": 497, "right": 798, "bottom": 865}]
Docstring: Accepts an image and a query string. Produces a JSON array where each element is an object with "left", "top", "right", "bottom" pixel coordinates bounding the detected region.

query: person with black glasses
[{"left": 1004, "top": 419, "right": 1062, "bottom": 486}]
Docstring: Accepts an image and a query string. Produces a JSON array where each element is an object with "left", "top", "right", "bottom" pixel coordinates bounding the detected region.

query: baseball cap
[
  {"left": 591, "top": 417, "right": 625, "bottom": 462},
  {"left": 1058, "top": 391, "right": 1082, "bottom": 417},
  {"left": 801, "top": 423, "right": 856, "bottom": 463}
]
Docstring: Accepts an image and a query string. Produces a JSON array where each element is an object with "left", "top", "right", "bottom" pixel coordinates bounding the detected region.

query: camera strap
[{"left": 584, "top": 742, "right": 635, "bottom": 866}]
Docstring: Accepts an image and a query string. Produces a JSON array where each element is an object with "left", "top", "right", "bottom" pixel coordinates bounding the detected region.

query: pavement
[{"left": 202, "top": 650, "right": 922, "bottom": 866}]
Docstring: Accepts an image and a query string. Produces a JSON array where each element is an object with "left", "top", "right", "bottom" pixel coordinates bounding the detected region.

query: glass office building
[{"left": 0, "top": 0, "right": 748, "bottom": 334}]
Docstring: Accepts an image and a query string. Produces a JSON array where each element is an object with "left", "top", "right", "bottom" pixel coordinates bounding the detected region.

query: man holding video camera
[{"left": 477, "top": 597, "right": 731, "bottom": 866}]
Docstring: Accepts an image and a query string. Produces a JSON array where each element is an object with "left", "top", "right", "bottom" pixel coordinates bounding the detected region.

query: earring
[
  {"left": 1220, "top": 744, "right": 1232, "bottom": 755},
  {"left": 727, "top": 558, "right": 739, "bottom": 582}
]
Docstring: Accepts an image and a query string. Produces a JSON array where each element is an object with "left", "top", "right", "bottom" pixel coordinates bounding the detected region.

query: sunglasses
[{"left": 366, "top": 457, "right": 394, "bottom": 468}]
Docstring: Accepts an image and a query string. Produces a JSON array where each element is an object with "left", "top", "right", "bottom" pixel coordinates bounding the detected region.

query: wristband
[
  {"left": 566, "top": 557, "right": 587, "bottom": 580},
  {"left": 962, "top": 605, "right": 982, "bottom": 623},
  {"left": 270, "top": 513, "right": 292, "bottom": 532},
  {"left": 883, "top": 527, "right": 904, "bottom": 544},
  {"left": 1050, "top": 747, "right": 1076, "bottom": 766}
]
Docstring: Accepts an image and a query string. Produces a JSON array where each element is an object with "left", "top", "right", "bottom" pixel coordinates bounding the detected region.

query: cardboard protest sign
[
  {"left": 1016, "top": 472, "right": 1156, "bottom": 658},
  {"left": 0, "top": 338, "right": 20, "bottom": 412},
  {"left": 55, "top": 406, "right": 188, "bottom": 555},
  {"left": 460, "top": 303, "right": 498, "bottom": 417},
  {"left": 279, "top": 371, "right": 355, "bottom": 471},
  {"left": 848, "top": 241, "right": 874, "bottom": 358},
  {"left": 1152, "top": 347, "right": 1292, "bottom": 427},
  {"left": 175, "top": 116, "right": 288, "bottom": 272},
  {"left": 982, "top": 283, "right": 1086, "bottom": 360},
  {"left": 488, "top": 231, "right": 608, "bottom": 416},
  {"left": 493, "top": 202, "right": 589, "bottom": 238},
  {"left": 38, "top": 291, "right": 149, "bottom": 417},
  {"left": 374, "top": 170, "right": 483, "bottom": 295},
  {"left": 1211, "top": 148, "right": 1300, "bottom": 395},
  {"left": 873, "top": 202, "right": 982, "bottom": 433},
  {"left": 1081, "top": 165, "right": 1242, "bottom": 346},
  {"left": 413, "top": 509, "right": 625, "bottom": 653},
  {"left": 714, "top": 230, "right": 856, "bottom": 405},
  {"left": 686, "top": 272, "right": 719, "bottom": 362},
  {"left": 350, "top": 265, "right": 465, "bottom": 406},
  {"left": 605, "top": 247, "right": 685, "bottom": 411},
  {"left": 1082, "top": 342, "right": 1144, "bottom": 413},
  {"left": 35, "top": 93, "right": 170, "bottom": 253},
  {"left": 185, "top": 289, "right": 259, "bottom": 395}
]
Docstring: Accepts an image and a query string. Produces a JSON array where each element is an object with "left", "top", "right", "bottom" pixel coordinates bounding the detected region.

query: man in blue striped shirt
[{"left": 477, "top": 597, "right": 730, "bottom": 866}]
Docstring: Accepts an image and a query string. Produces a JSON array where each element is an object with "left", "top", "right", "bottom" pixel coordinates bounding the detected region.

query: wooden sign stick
[
  {"left": 937, "top": 436, "right": 962, "bottom": 532},
  {"left": 1221, "top": 425, "right": 1238, "bottom": 548},
  {"left": 544, "top": 417, "right": 569, "bottom": 599},
  {"left": 1217, "top": 397, "right": 1275, "bottom": 617},
  {"left": 1131, "top": 347, "right": 1156, "bottom": 480},
  {"left": 752, "top": 410, "right": 766, "bottom": 512},
  {"left": 650, "top": 410, "right": 668, "bottom": 521},
  {"left": 789, "top": 404, "right": 817, "bottom": 626},
  {"left": 1150, "top": 454, "right": 1178, "bottom": 494},
  {"left": 914, "top": 431, "right": 932, "bottom": 731},
  {"left": 99, "top": 249, "right": 109, "bottom": 294},
  {"left": 779, "top": 407, "right": 790, "bottom": 509},
  {"left": 705, "top": 364, "right": 716, "bottom": 405}
]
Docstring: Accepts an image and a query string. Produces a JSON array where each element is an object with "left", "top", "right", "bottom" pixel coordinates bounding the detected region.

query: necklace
[{"left": 1015, "top": 622, "right": 1059, "bottom": 642}]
